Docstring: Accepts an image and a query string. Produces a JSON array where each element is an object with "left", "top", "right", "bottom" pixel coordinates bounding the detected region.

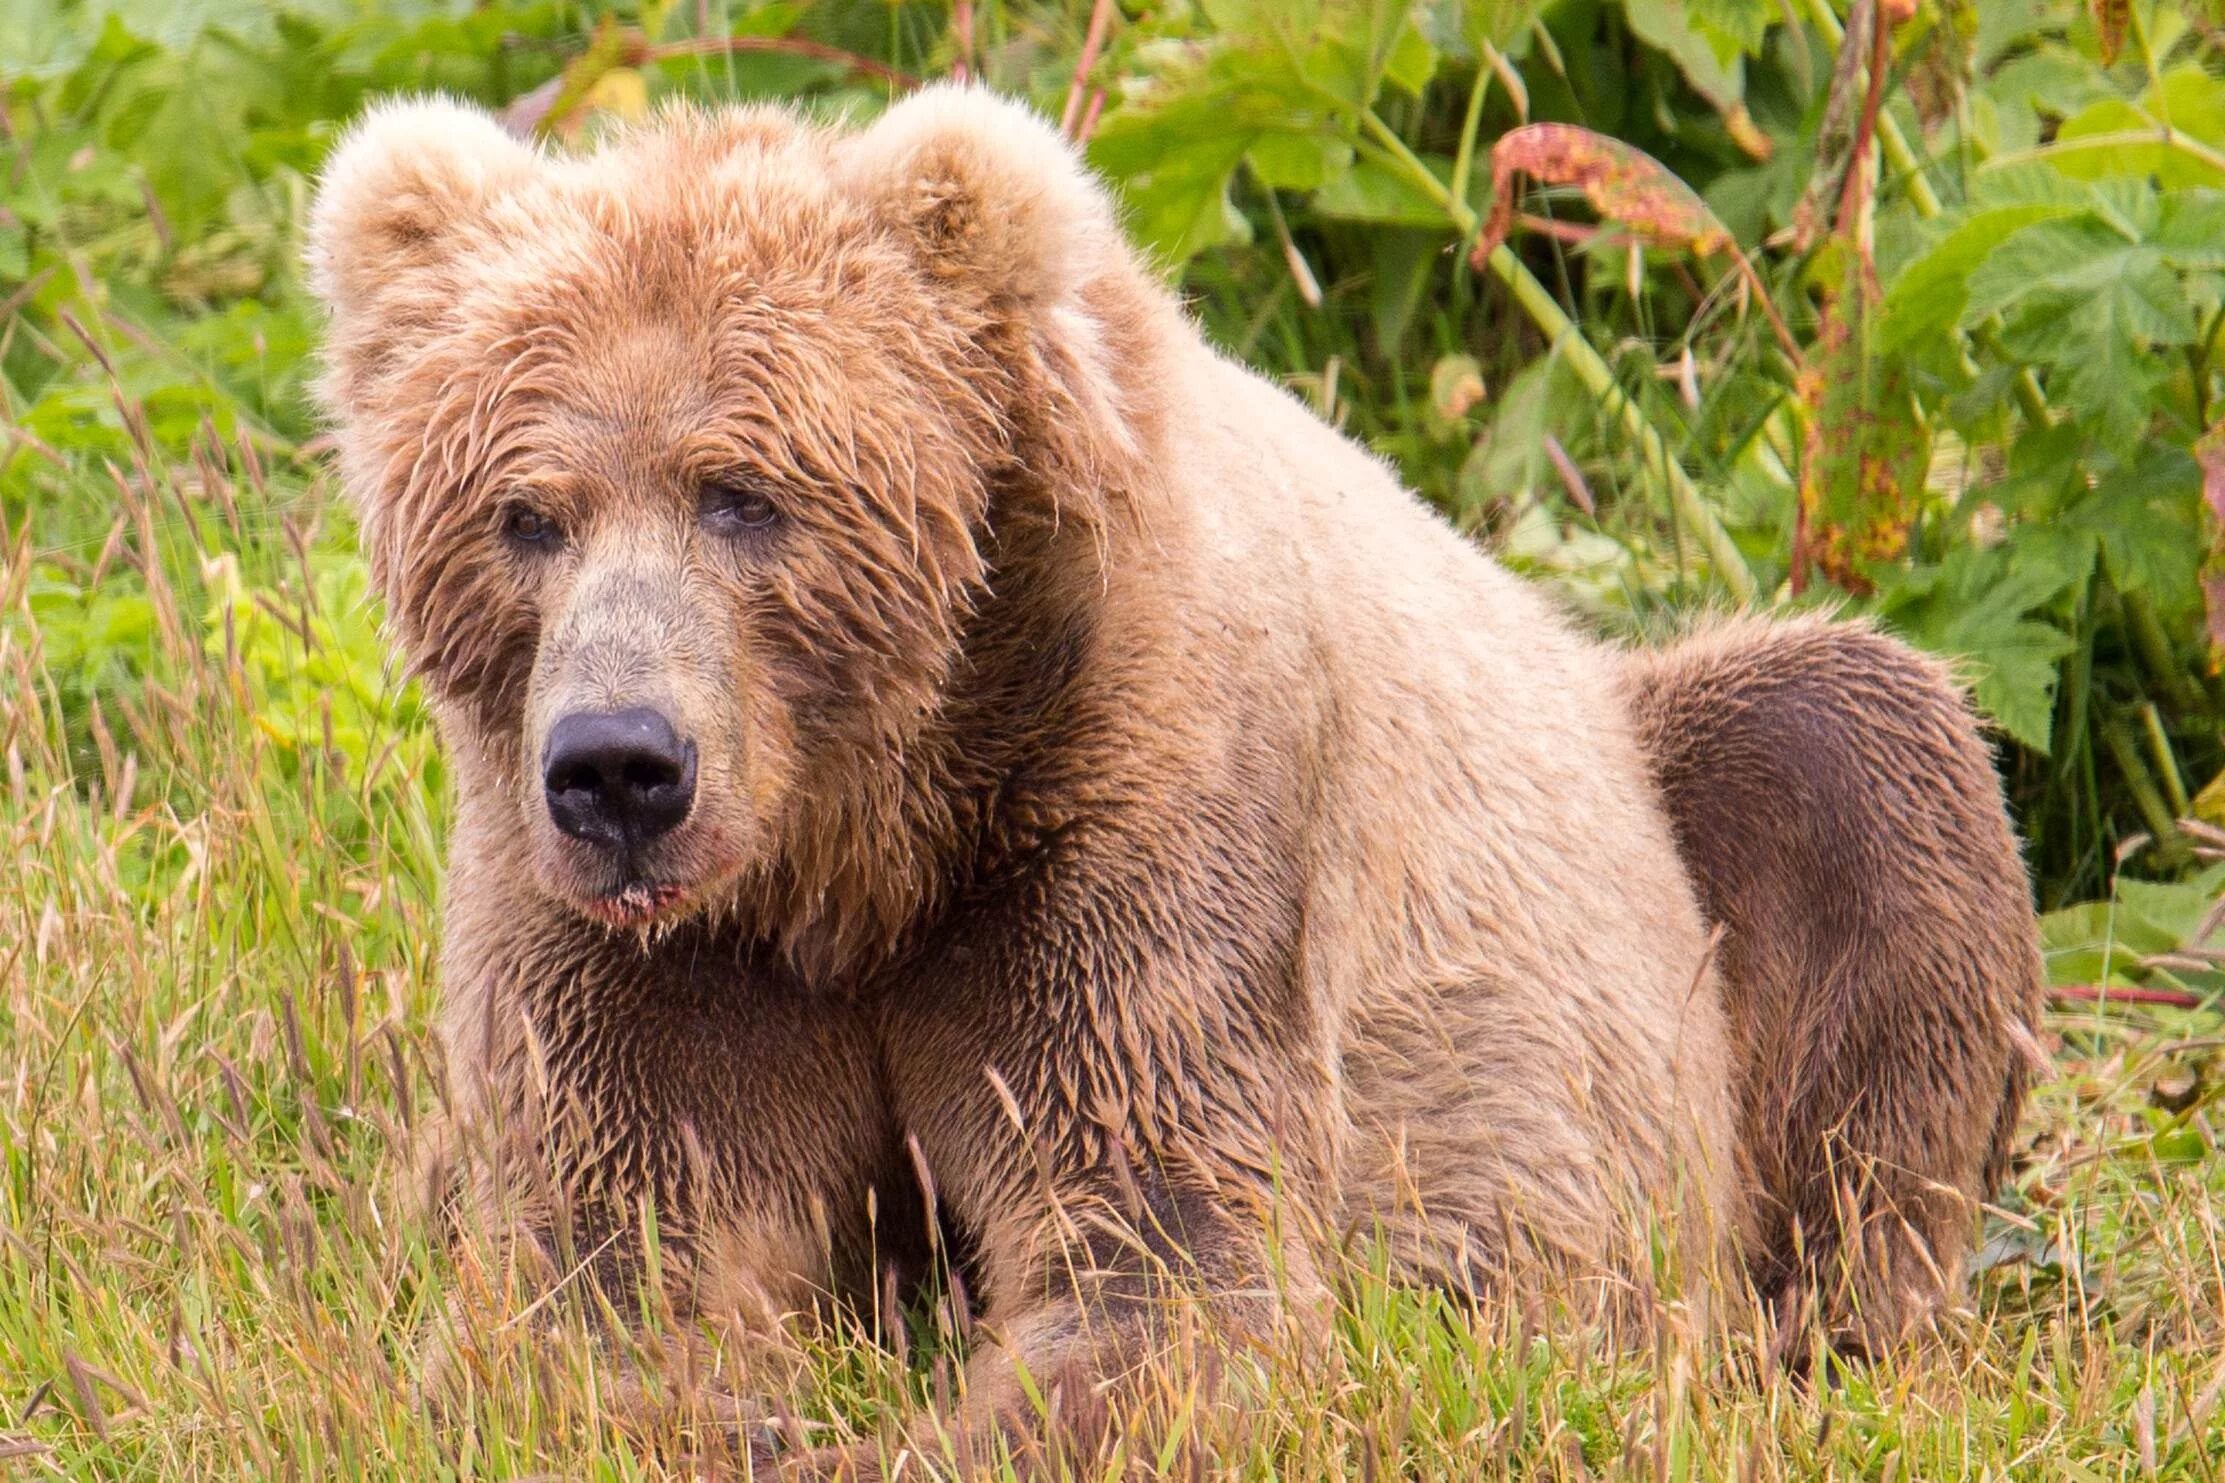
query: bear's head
[{"left": 309, "top": 88, "right": 1160, "bottom": 954}]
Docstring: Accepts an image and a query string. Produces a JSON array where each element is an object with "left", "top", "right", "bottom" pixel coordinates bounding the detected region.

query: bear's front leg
[
  {"left": 833, "top": 834, "right": 1337, "bottom": 1476},
  {"left": 432, "top": 872, "right": 913, "bottom": 1438}
]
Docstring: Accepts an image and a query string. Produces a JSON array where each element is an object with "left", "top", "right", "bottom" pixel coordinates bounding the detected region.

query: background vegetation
[{"left": 2, "top": 0, "right": 2223, "bottom": 1475}]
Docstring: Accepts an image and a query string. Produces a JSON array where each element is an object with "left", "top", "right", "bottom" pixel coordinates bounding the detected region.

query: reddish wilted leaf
[
  {"left": 1793, "top": 242, "right": 1924, "bottom": 596},
  {"left": 1471, "top": 123, "right": 1732, "bottom": 269},
  {"left": 1429, "top": 354, "right": 1485, "bottom": 422},
  {"left": 1541, "top": 434, "right": 1594, "bottom": 518},
  {"left": 2196, "top": 422, "right": 2225, "bottom": 675},
  {"left": 2092, "top": 0, "right": 2130, "bottom": 65}
]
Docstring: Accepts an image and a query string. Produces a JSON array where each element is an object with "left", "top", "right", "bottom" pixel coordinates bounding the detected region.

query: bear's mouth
[{"left": 579, "top": 879, "right": 693, "bottom": 930}]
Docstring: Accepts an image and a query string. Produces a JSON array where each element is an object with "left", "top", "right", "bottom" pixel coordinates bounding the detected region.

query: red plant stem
[
  {"left": 1835, "top": 1, "right": 1890, "bottom": 242},
  {"left": 646, "top": 36, "right": 917, "bottom": 92},
  {"left": 952, "top": 0, "right": 974, "bottom": 81},
  {"left": 1514, "top": 212, "right": 1598, "bottom": 245},
  {"left": 1061, "top": 0, "right": 1118, "bottom": 140},
  {"left": 1076, "top": 89, "right": 1106, "bottom": 145},
  {"left": 2052, "top": 984, "right": 2206, "bottom": 1009}
]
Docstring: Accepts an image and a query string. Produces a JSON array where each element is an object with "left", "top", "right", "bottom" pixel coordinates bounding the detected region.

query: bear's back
[{"left": 1116, "top": 340, "right": 1741, "bottom": 1269}]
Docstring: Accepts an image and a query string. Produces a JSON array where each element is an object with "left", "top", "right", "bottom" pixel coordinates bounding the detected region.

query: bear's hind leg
[{"left": 1622, "top": 614, "right": 2043, "bottom": 1351}]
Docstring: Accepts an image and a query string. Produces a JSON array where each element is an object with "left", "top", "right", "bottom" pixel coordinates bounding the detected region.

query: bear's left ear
[{"left": 836, "top": 85, "right": 1157, "bottom": 487}]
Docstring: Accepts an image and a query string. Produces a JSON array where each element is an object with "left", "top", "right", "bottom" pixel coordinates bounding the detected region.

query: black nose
[{"left": 542, "top": 707, "right": 696, "bottom": 851}]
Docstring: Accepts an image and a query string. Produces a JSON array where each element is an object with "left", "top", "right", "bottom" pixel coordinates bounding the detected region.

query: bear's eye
[
  {"left": 503, "top": 505, "right": 561, "bottom": 550},
  {"left": 699, "top": 480, "right": 781, "bottom": 537}
]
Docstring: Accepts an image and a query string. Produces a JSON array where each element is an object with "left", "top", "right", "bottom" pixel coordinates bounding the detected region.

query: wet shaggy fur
[
  {"left": 1623, "top": 617, "right": 2045, "bottom": 1355},
  {"left": 308, "top": 88, "right": 2041, "bottom": 1470}
]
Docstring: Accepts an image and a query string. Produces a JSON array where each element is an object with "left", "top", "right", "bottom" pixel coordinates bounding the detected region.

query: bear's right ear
[
  {"left": 308, "top": 98, "right": 541, "bottom": 415},
  {"left": 836, "top": 86, "right": 1162, "bottom": 491}
]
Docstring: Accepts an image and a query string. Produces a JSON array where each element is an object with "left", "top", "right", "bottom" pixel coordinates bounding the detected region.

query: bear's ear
[
  {"left": 836, "top": 85, "right": 1155, "bottom": 486},
  {"left": 836, "top": 84, "right": 1124, "bottom": 312},
  {"left": 308, "top": 98, "right": 541, "bottom": 414}
]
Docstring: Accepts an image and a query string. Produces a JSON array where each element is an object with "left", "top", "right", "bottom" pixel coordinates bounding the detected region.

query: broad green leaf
[
  {"left": 1686, "top": 0, "right": 1771, "bottom": 68},
  {"left": 1196, "top": 0, "right": 1430, "bottom": 110},
  {"left": 1879, "top": 202, "right": 2087, "bottom": 356},
  {"left": 1367, "top": 227, "right": 1440, "bottom": 350},
  {"left": 2038, "top": 901, "right": 2150, "bottom": 986},
  {"left": 1980, "top": 44, "right": 2115, "bottom": 157},
  {"left": 1246, "top": 131, "right": 1351, "bottom": 191},
  {"left": 1313, "top": 154, "right": 1453, "bottom": 225},
  {"left": 2149, "top": 189, "right": 2225, "bottom": 265},
  {"left": 1417, "top": 0, "right": 1542, "bottom": 58},
  {"left": 1960, "top": 616, "right": 2079, "bottom": 755},
  {"left": 1090, "top": 42, "right": 1319, "bottom": 261},
  {"left": 1880, "top": 536, "right": 2093, "bottom": 753},
  {"left": 1620, "top": 0, "right": 1743, "bottom": 110},
  {"left": 2117, "top": 867, "right": 2225, "bottom": 947},
  {"left": 1093, "top": 0, "right": 1433, "bottom": 264},
  {"left": 1383, "top": 19, "right": 1438, "bottom": 95},
  {"left": 2053, "top": 67, "right": 2225, "bottom": 188},
  {"left": 1963, "top": 210, "right": 2203, "bottom": 447},
  {"left": 2065, "top": 446, "right": 2204, "bottom": 611}
]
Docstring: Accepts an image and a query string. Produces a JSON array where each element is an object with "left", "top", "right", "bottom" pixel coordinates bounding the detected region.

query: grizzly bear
[{"left": 309, "top": 86, "right": 2041, "bottom": 1471}]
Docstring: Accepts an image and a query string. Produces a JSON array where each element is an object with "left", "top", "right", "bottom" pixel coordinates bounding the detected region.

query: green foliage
[{"left": 1073, "top": 0, "right": 2225, "bottom": 902}]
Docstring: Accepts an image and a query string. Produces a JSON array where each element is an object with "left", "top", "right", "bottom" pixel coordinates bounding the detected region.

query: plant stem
[
  {"left": 2141, "top": 701, "right": 2191, "bottom": 817},
  {"left": 1983, "top": 125, "right": 2225, "bottom": 182},
  {"left": 2124, "top": 588, "right": 2206, "bottom": 716},
  {"left": 1797, "top": 0, "right": 2054, "bottom": 431},
  {"left": 1362, "top": 111, "right": 1758, "bottom": 601},
  {"left": 1795, "top": 0, "right": 1939, "bottom": 217},
  {"left": 1481, "top": 244, "right": 1755, "bottom": 600},
  {"left": 2102, "top": 718, "right": 2194, "bottom": 869},
  {"left": 1447, "top": 55, "right": 1493, "bottom": 212}
]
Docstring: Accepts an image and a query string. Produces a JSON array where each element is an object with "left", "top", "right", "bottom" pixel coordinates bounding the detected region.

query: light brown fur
[{"left": 310, "top": 88, "right": 2040, "bottom": 1472}]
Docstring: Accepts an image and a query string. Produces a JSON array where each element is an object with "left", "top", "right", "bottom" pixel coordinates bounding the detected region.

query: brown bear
[{"left": 308, "top": 86, "right": 2041, "bottom": 1472}]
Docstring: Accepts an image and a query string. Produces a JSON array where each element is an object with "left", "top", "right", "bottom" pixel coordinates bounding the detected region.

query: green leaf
[
  {"left": 1444, "top": 0, "right": 1547, "bottom": 52},
  {"left": 1962, "top": 208, "right": 2202, "bottom": 447},
  {"left": 2149, "top": 188, "right": 2225, "bottom": 266},
  {"left": 1880, "top": 200, "right": 2090, "bottom": 357},
  {"left": 1686, "top": 0, "right": 1771, "bottom": 68},
  {"left": 2038, "top": 901, "right": 2149, "bottom": 986},
  {"left": 2116, "top": 867, "right": 2225, "bottom": 948},
  {"left": 2063, "top": 446, "right": 2204, "bottom": 612},
  {"left": 1979, "top": 44, "right": 2115, "bottom": 157},
  {"left": 1382, "top": 18, "right": 1438, "bottom": 95},
  {"left": 1313, "top": 154, "right": 1454, "bottom": 225},
  {"left": 1093, "top": 0, "right": 1434, "bottom": 264},
  {"left": 1879, "top": 535, "right": 2093, "bottom": 753},
  {"left": 2053, "top": 67, "right": 2225, "bottom": 188},
  {"left": 1091, "top": 42, "right": 1314, "bottom": 260},
  {"left": 1246, "top": 131, "right": 1351, "bottom": 191},
  {"left": 1367, "top": 227, "right": 1441, "bottom": 350},
  {"left": 1620, "top": 0, "right": 1743, "bottom": 109}
]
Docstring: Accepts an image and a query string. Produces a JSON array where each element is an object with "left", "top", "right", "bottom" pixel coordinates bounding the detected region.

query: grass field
[{"left": 5, "top": 0, "right": 2225, "bottom": 1476}]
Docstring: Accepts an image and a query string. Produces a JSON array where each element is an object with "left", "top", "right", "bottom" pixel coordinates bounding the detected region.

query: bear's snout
[{"left": 541, "top": 707, "right": 697, "bottom": 854}]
